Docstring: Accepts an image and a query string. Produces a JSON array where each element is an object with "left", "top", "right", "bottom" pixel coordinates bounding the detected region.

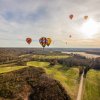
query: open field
[
  {"left": 83, "top": 69, "right": 100, "bottom": 100},
  {"left": 0, "top": 60, "right": 79, "bottom": 100},
  {"left": 32, "top": 55, "right": 70, "bottom": 60},
  {"left": 0, "top": 51, "right": 100, "bottom": 100},
  {"left": 0, "top": 66, "right": 27, "bottom": 74}
]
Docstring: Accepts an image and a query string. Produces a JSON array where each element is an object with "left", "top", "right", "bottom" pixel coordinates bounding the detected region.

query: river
[{"left": 62, "top": 52, "right": 100, "bottom": 58}]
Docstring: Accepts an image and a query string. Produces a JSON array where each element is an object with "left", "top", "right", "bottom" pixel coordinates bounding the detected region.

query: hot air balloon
[
  {"left": 69, "top": 35, "right": 71, "bottom": 38},
  {"left": 84, "top": 16, "right": 88, "bottom": 20},
  {"left": 39, "top": 37, "right": 47, "bottom": 49},
  {"left": 66, "top": 42, "right": 67, "bottom": 45},
  {"left": 69, "top": 14, "right": 74, "bottom": 20},
  {"left": 47, "top": 38, "right": 52, "bottom": 46},
  {"left": 26, "top": 38, "right": 32, "bottom": 44}
]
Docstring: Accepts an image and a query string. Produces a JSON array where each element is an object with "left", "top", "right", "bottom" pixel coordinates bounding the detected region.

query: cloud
[{"left": 0, "top": 0, "right": 100, "bottom": 47}]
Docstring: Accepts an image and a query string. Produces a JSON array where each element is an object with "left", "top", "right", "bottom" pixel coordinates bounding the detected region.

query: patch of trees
[
  {"left": 57, "top": 55, "right": 100, "bottom": 70},
  {"left": 73, "top": 54, "right": 86, "bottom": 59},
  {"left": 0, "top": 48, "right": 35, "bottom": 64},
  {"left": 86, "top": 51, "right": 100, "bottom": 55},
  {"left": 49, "top": 59, "right": 58, "bottom": 66},
  {"left": 91, "top": 57, "right": 100, "bottom": 69},
  {"left": 16, "top": 61, "right": 27, "bottom": 66},
  {"left": 57, "top": 54, "right": 92, "bottom": 67}
]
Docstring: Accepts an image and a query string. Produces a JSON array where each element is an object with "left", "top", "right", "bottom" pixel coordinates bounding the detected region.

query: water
[{"left": 62, "top": 52, "right": 100, "bottom": 58}]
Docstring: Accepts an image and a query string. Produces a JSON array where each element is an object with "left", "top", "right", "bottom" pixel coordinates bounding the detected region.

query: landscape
[
  {"left": 0, "top": 48, "right": 100, "bottom": 100},
  {"left": 0, "top": 0, "right": 100, "bottom": 100}
]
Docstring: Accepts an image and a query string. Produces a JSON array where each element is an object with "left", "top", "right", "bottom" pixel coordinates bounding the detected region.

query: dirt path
[{"left": 76, "top": 73, "right": 84, "bottom": 100}]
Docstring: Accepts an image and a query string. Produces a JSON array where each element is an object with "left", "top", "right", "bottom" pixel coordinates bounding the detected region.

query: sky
[{"left": 0, "top": 0, "right": 100, "bottom": 48}]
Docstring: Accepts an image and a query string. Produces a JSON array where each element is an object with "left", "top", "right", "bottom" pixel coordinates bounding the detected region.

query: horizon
[{"left": 0, "top": 47, "right": 100, "bottom": 50}]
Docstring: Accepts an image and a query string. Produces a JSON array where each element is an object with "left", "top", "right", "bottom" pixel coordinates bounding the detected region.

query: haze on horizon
[{"left": 0, "top": 0, "right": 100, "bottom": 48}]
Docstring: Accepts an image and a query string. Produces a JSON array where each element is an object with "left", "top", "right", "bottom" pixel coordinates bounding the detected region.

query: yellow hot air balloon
[{"left": 47, "top": 38, "right": 52, "bottom": 46}]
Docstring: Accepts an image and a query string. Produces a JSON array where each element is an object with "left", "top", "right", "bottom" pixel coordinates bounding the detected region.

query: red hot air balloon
[
  {"left": 26, "top": 38, "right": 32, "bottom": 44},
  {"left": 39, "top": 37, "right": 47, "bottom": 49},
  {"left": 69, "top": 14, "right": 74, "bottom": 20}
]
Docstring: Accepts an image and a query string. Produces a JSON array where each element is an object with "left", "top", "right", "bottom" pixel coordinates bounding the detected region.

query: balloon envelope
[
  {"left": 47, "top": 38, "right": 52, "bottom": 46},
  {"left": 39, "top": 37, "right": 47, "bottom": 47},
  {"left": 69, "top": 14, "right": 73, "bottom": 20},
  {"left": 69, "top": 35, "right": 72, "bottom": 38},
  {"left": 26, "top": 38, "right": 32, "bottom": 44},
  {"left": 84, "top": 16, "right": 88, "bottom": 20}
]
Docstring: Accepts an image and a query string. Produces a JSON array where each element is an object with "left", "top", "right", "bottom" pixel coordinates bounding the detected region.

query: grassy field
[
  {"left": 0, "top": 63, "right": 16, "bottom": 67},
  {"left": 0, "top": 53, "right": 99, "bottom": 100},
  {"left": 0, "top": 66, "right": 27, "bottom": 74},
  {"left": 0, "top": 60, "right": 79, "bottom": 100},
  {"left": 27, "top": 61, "right": 79, "bottom": 100},
  {"left": 83, "top": 69, "right": 100, "bottom": 100},
  {"left": 32, "top": 55, "right": 69, "bottom": 59},
  {"left": 27, "top": 61, "right": 49, "bottom": 67},
  {"left": 19, "top": 54, "right": 31, "bottom": 58}
]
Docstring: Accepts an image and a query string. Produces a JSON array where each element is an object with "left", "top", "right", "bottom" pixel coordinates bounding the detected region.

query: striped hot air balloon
[{"left": 39, "top": 37, "right": 47, "bottom": 49}]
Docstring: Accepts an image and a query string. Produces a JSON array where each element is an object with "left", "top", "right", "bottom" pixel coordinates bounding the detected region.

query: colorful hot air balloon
[
  {"left": 39, "top": 37, "right": 47, "bottom": 49},
  {"left": 26, "top": 38, "right": 32, "bottom": 44},
  {"left": 47, "top": 38, "right": 52, "bottom": 46},
  {"left": 69, "top": 14, "right": 74, "bottom": 20},
  {"left": 84, "top": 16, "right": 88, "bottom": 20}
]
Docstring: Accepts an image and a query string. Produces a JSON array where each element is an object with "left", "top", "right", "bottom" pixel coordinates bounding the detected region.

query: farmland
[
  {"left": 0, "top": 48, "right": 100, "bottom": 100},
  {"left": 83, "top": 69, "right": 100, "bottom": 100}
]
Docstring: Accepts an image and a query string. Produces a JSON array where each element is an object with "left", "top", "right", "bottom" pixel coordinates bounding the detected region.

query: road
[{"left": 76, "top": 73, "right": 84, "bottom": 100}]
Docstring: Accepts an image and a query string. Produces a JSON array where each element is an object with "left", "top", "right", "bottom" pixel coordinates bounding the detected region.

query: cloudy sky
[{"left": 0, "top": 0, "right": 100, "bottom": 48}]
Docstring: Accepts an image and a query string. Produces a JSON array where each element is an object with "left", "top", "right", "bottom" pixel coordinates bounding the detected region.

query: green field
[
  {"left": 0, "top": 60, "right": 79, "bottom": 100},
  {"left": 0, "top": 54, "right": 99, "bottom": 100},
  {"left": 27, "top": 61, "right": 79, "bottom": 100},
  {"left": 83, "top": 69, "right": 100, "bottom": 100},
  {"left": 32, "top": 55, "right": 69, "bottom": 59},
  {"left": 0, "top": 66, "right": 27, "bottom": 74}
]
